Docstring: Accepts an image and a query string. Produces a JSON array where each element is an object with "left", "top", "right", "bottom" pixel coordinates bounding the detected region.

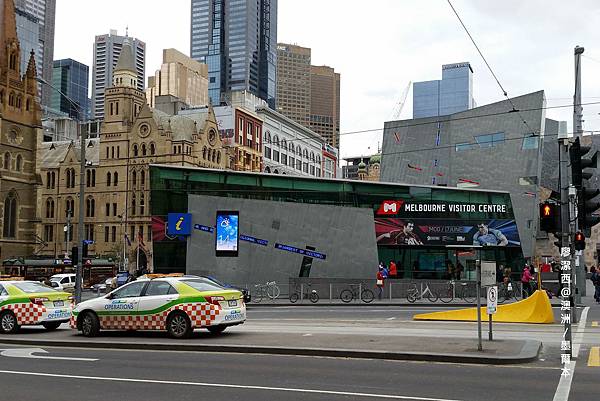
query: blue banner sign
[
  {"left": 194, "top": 224, "right": 214, "bottom": 233},
  {"left": 239, "top": 235, "right": 268, "bottom": 246},
  {"left": 274, "top": 243, "right": 326, "bottom": 260}
]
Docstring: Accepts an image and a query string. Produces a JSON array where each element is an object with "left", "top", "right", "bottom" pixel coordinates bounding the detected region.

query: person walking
[
  {"left": 590, "top": 266, "right": 600, "bottom": 303},
  {"left": 376, "top": 267, "right": 385, "bottom": 300},
  {"left": 521, "top": 265, "right": 534, "bottom": 298}
]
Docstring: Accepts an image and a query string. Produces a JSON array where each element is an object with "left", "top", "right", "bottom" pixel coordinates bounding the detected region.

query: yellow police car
[
  {"left": 72, "top": 275, "right": 246, "bottom": 338},
  {"left": 0, "top": 280, "right": 73, "bottom": 334}
]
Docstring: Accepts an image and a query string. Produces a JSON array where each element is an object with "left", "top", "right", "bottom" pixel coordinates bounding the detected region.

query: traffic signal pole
[
  {"left": 558, "top": 127, "right": 572, "bottom": 357},
  {"left": 573, "top": 46, "right": 585, "bottom": 302}
]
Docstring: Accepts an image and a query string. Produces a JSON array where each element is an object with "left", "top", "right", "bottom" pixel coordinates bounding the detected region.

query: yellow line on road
[
  {"left": 588, "top": 347, "right": 600, "bottom": 367},
  {"left": 592, "top": 321, "right": 598, "bottom": 327}
]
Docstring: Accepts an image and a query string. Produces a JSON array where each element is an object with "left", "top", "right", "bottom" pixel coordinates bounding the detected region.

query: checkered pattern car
[
  {"left": 72, "top": 276, "right": 246, "bottom": 338},
  {"left": 0, "top": 280, "right": 73, "bottom": 334}
]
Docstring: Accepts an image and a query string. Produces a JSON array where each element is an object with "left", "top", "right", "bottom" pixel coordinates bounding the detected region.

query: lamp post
[{"left": 37, "top": 77, "right": 86, "bottom": 303}]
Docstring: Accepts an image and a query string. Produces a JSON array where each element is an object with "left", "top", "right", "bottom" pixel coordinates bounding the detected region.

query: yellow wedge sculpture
[{"left": 413, "top": 290, "right": 554, "bottom": 324}]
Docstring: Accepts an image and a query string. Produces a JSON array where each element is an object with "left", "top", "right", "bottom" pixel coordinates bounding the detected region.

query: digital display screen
[{"left": 215, "top": 211, "right": 239, "bottom": 256}]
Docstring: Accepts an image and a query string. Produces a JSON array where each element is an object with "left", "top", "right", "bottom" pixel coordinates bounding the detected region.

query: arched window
[
  {"left": 131, "top": 194, "right": 136, "bottom": 216},
  {"left": 217, "top": 151, "right": 221, "bottom": 164},
  {"left": 51, "top": 172, "right": 56, "bottom": 189},
  {"left": 133, "top": 144, "right": 138, "bottom": 157},
  {"left": 65, "top": 198, "right": 74, "bottom": 217},
  {"left": 91, "top": 170, "right": 96, "bottom": 187},
  {"left": 113, "top": 171, "right": 118, "bottom": 186},
  {"left": 142, "top": 144, "right": 147, "bottom": 156},
  {"left": 207, "top": 149, "right": 212, "bottom": 161},
  {"left": 26, "top": 98, "right": 30, "bottom": 111},
  {"left": 106, "top": 172, "right": 112, "bottom": 187},
  {"left": 273, "top": 135, "right": 279, "bottom": 147},
  {"left": 65, "top": 169, "right": 71, "bottom": 188},
  {"left": 4, "top": 153, "right": 10, "bottom": 170},
  {"left": 2, "top": 192, "right": 17, "bottom": 238},
  {"left": 139, "top": 193, "right": 145, "bottom": 215},
  {"left": 46, "top": 198, "right": 55, "bottom": 219},
  {"left": 289, "top": 143, "right": 294, "bottom": 154},
  {"left": 297, "top": 146, "right": 302, "bottom": 157},
  {"left": 132, "top": 171, "right": 137, "bottom": 187},
  {"left": 141, "top": 170, "right": 145, "bottom": 187},
  {"left": 310, "top": 152, "right": 315, "bottom": 162},
  {"left": 86, "top": 197, "right": 95, "bottom": 217},
  {"left": 212, "top": 150, "right": 216, "bottom": 163},
  {"left": 202, "top": 147, "right": 207, "bottom": 160},
  {"left": 281, "top": 139, "right": 287, "bottom": 150},
  {"left": 86, "top": 170, "right": 91, "bottom": 187},
  {"left": 265, "top": 131, "right": 271, "bottom": 144},
  {"left": 16, "top": 95, "right": 22, "bottom": 109},
  {"left": 150, "top": 143, "right": 156, "bottom": 155},
  {"left": 303, "top": 149, "right": 309, "bottom": 159},
  {"left": 8, "top": 92, "right": 15, "bottom": 107},
  {"left": 46, "top": 172, "right": 51, "bottom": 189}
]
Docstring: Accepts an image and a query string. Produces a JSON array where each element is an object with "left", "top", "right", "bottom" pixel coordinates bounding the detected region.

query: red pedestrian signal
[{"left": 574, "top": 231, "right": 586, "bottom": 251}]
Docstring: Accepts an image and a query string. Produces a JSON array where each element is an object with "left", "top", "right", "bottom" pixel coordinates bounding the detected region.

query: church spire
[
  {"left": 112, "top": 36, "right": 138, "bottom": 88},
  {"left": 0, "top": 0, "right": 20, "bottom": 72}
]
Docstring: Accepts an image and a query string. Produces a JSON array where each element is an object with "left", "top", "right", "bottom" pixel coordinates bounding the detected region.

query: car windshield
[
  {"left": 13, "top": 282, "right": 56, "bottom": 293},
  {"left": 182, "top": 279, "right": 226, "bottom": 292},
  {"left": 49, "top": 277, "right": 61, "bottom": 282}
]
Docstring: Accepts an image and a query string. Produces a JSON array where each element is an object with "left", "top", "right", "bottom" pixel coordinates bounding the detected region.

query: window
[
  {"left": 85, "top": 224, "right": 94, "bottom": 241},
  {"left": 0, "top": 284, "right": 6, "bottom": 296},
  {"left": 455, "top": 142, "right": 474, "bottom": 152},
  {"left": 217, "top": 152, "right": 221, "bottom": 164},
  {"left": 112, "top": 282, "right": 146, "bottom": 299},
  {"left": 272, "top": 150, "right": 279, "bottom": 163},
  {"left": 475, "top": 132, "right": 505, "bottom": 148},
  {"left": 142, "top": 144, "right": 147, "bottom": 156},
  {"left": 106, "top": 147, "right": 109, "bottom": 159},
  {"left": 132, "top": 171, "right": 137, "bottom": 187},
  {"left": 46, "top": 198, "right": 55, "bottom": 218},
  {"left": 141, "top": 171, "right": 145, "bottom": 187},
  {"left": 46, "top": 172, "right": 51, "bottom": 189},
  {"left": 202, "top": 147, "right": 207, "bottom": 160},
  {"left": 105, "top": 203, "right": 110, "bottom": 217},
  {"left": 105, "top": 226, "right": 109, "bottom": 242},
  {"left": 144, "top": 281, "right": 176, "bottom": 296},
  {"left": 113, "top": 203, "right": 117, "bottom": 216},
  {"left": 86, "top": 198, "right": 95, "bottom": 217},
  {"left": 131, "top": 194, "right": 136, "bottom": 216},
  {"left": 147, "top": 225, "right": 152, "bottom": 242},
  {"left": 15, "top": 155, "right": 22, "bottom": 171},
  {"left": 65, "top": 198, "right": 74, "bottom": 217},
  {"left": 130, "top": 226, "right": 135, "bottom": 242},
  {"left": 44, "top": 225, "right": 54, "bottom": 242},
  {"left": 112, "top": 226, "right": 116, "bottom": 242},
  {"left": 51, "top": 172, "right": 56, "bottom": 188},
  {"left": 111, "top": 147, "right": 115, "bottom": 158},
  {"left": 113, "top": 172, "right": 119, "bottom": 186},
  {"left": 106, "top": 172, "right": 111, "bottom": 186},
  {"left": 140, "top": 193, "right": 145, "bottom": 215},
  {"left": 265, "top": 147, "right": 271, "bottom": 159},
  {"left": 133, "top": 144, "right": 138, "bottom": 157},
  {"left": 281, "top": 154, "right": 287, "bottom": 166},
  {"left": 522, "top": 136, "right": 539, "bottom": 150},
  {"left": 150, "top": 143, "right": 156, "bottom": 155},
  {"left": 117, "top": 146, "right": 120, "bottom": 158},
  {"left": 2, "top": 193, "right": 17, "bottom": 238},
  {"left": 4, "top": 153, "right": 10, "bottom": 170}
]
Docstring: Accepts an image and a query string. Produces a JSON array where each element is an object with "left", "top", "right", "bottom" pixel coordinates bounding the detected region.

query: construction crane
[{"left": 390, "top": 81, "right": 411, "bottom": 120}]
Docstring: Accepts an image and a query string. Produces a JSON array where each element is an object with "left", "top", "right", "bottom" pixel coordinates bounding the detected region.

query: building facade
[
  {"left": 145, "top": 48, "right": 209, "bottom": 109},
  {"left": 0, "top": 0, "right": 42, "bottom": 260},
  {"left": 276, "top": 43, "right": 311, "bottom": 128},
  {"left": 92, "top": 30, "right": 145, "bottom": 119},
  {"left": 309, "top": 65, "right": 340, "bottom": 149},
  {"left": 51, "top": 58, "right": 89, "bottom": 120},
  {"left": 381, "top": 91, "right": 547, "bottom": 259},
  {"left": 413, "top": 62, "right": 475, "bottom": 119},
  {"left": 14, "top": 0, "right": 55, "bottom": 108},
  {"left": 190, "top": 0, "right": 277, "bottom": 108},
  {"left": 36, "top": 38, "right": 228, "bottom": 272}
]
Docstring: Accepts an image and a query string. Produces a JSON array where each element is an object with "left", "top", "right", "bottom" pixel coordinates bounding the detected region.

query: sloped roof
[
  {"left": 114, "top": 37, "right": 136, "bottom": 73},
  {"left": 149, "top": 108, "right": 200, "bottom": 142},
  {"left": 38, "top": 138, "right": 100, "bottom": 168}
]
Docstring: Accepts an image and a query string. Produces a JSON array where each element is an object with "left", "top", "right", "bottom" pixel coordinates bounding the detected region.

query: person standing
[
  {"left": 376, "top": 267, "right": 385, "bottom": 300},
  {"left": 456, "top": 261, "right": 464, "bottom": 280},
  {"left": 590, "top": 266, "right": 600, "bottom": 303},
  {"left": 521, "top": 265, "right": 534, "bottom": 298},
  {"left": 389, "top": 261, "right": 397, "bottom": 278}
]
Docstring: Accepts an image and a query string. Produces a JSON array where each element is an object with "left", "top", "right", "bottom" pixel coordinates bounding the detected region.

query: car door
[
  {"left": 100, "top": 281, "right": 147, "bottom": 330},
  {"left": 137, "top": 280, "right": 179, "bottom": 330}
]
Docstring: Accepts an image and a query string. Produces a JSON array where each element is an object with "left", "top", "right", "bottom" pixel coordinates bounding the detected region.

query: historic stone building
[
  {"left": 0, "top": 0, "right": 42, "bottom": 260},
  {"left": 36, "top": 37, "right": 227, "bottom": 272}
]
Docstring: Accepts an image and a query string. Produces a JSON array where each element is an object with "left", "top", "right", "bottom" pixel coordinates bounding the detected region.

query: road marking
[
  {"left": 0, "top": 369, "right": 464, "bottom": 401},
  {"left": 386, "top": 317, "right": 396, "bottom": 321},
  {"left": 552, "top": 306, "right": 589, "bottom": 401},
  {"left": 588, "top": 347, "right": 600, "bottom": 367},
  {"left": 592, "top": 321, "right": 598, "bottom": 327},
  {"left": 302, "top": 334, "right": 313, "bottom": 337},
  {"left": 0, "top": 348, "right": 97, "bottom": 362}
]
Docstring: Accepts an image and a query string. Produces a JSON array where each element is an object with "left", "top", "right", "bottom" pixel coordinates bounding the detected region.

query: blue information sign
[
  {"left": 274, "top": 243, "right": 326, "bottom": 260},
  {"left": 239, "top": 234, "right": 268, "bottom": 246},
  {"left": 194, "top": 224, "right": 214, "bottom": 233},
  {"left": 167, "top": 213, "right": 192, "bottom": 236}
]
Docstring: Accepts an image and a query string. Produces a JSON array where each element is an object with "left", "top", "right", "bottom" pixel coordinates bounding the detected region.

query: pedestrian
[
  {"left": 389, "top": 261, "right": 397, "bottom": 278},
  {"left": 380, "top": 262, "right": 389, "bottom": 279},
  {"left": 521, "top": 265, "right": 534, "bottom": 298},
  {"left": 497, "top": 264, "right": 504, "bottom": 283},
  {"left": 376, "top": 266, "right": 385, "bottom": 300},
  {"left": 445, "top": 259, "right": 455, "bottom": 280},
  {"left": 590, "top": 266, "right": 600, "bottom": 303},
  {"left": 456, "top": 261, "right": 464, "bottom": 280}
]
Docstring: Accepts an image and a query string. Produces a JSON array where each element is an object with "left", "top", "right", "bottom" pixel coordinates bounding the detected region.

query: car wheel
[
  {"left": 80, "top": 312, "right": 100, "bottom": 337},
  {"left": 42, "top": 321, "right": 61, "bottom": 331},
  {"left": 167, "top": 312, "right": 192, "bottom": 339},
  {"left": 207, "top": 325, "right": 226, "bottom": 335},
  {"left": 0, "top": 310, "right": 20, "bottom": 334}
]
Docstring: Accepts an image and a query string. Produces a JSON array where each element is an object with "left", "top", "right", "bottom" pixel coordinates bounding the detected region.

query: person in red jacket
[
  {"left": 521, "top": 265, "right": 535, "bottom": 298},
  {"left": 376, "top": 267, "right": 385, "bottom": 300},
  {"left": 389, "top": 261, "right": 397, "bottom": 278}
]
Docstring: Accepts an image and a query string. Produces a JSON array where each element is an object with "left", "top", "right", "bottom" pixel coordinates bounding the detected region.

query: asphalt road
[{"left": 0, "top": 345, "right": 561, "bottom": 401}]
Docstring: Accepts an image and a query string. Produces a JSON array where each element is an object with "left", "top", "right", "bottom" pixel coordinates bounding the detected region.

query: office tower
[
  {"left": 276, "top": 43, "right": 311, "bottom": 128},
  {"left": 146, "top": 48, "right": 209, "bottom": 109},
  {"left": 190, "top": 0, "right": 277, "bottom": 108},
  {"left": 413, "top": 62, "right": 475, "bottom": 118},
  {"left": 310, "top": 65, "right": 340, "bottom": 149},
  {"left": 92, "top": 30, "right": 145, "bottom": 119},
  {"left": 50, "top": 58, "right": 89, "bottom": 120},
  {"left": 13, "top": 0, "right": 55, "bottom": 108}
]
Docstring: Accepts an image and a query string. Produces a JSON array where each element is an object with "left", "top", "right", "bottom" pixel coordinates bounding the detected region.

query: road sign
[
  {"left": 63, "top": 259, "right": 72, "bottom": 265},
  {"left": 487, "top": 286, "right": 498, "bottom": 314},
  {"left": 83, "top": 240, "right": 94, "bottom": 245},
  {"left": 481, "top": 261, "right": 497, "bottom": 287}
]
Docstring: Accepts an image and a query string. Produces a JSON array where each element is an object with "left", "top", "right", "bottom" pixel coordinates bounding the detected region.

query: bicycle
[
  {"left": 340, "top": 284, "right": 374, "bottom": 303},
  {"left": 289, "top": 283, "right": 319, "bottom": 303},
  {"left": 497, "top": 281, "right": 519, "bottom": 304},
  {"left": 406, "top": 282, "right": 438, "bottom": 303},
  {"left": 438, "top": 280, "right": 477, "bottom": 303},
  {"left": 252, "top": 281, "right": 280, "bottom": 303}
]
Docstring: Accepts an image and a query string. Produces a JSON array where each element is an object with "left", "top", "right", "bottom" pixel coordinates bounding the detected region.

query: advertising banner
[
  {"left": 375, "top": 218, "right": 520, "bottom": 247},
  {"left": 216, "top": 211, "right": 239, "bottom": 256}
]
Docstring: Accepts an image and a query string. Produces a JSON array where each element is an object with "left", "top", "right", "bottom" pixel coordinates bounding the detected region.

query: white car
[
  {"left": 49, "top": 274, "right": 78, "bottom": 292},
  {"left": 71, "top": 275, "right": 246, "bottom": 338}
]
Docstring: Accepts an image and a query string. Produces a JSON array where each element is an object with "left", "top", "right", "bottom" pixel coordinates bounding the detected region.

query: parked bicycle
[
  {"left": 438, "top": 280, "right": 477, "bottom": 303},
  {"left": 497, "top": 281, "right": 520, "bottom": 304},
  {"left": 289, "top": 283, "right": 319, "bottom": 303},
  {"left": 406, "top": 282, "right": 438, "bottom": 303},
  {"left": 340, "top": 284, "right": 374, "bottom": 303},
  {"left": 253, "top": 281, "right": 280, "bottom": 303}
]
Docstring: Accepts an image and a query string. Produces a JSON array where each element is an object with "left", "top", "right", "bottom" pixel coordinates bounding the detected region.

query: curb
[
  {"left": 247, "top": 302, "right": 568, "bottom": 308},
  {"left": 0, "top": 338, "right": 542, "bottom": 365}
]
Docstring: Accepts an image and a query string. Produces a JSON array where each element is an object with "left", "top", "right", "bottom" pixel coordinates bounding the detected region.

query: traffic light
[
  {"left": 539, "top": 202, "right": 558, "bottom": 232},
  {"left": 82, "top": 242, "right": 89, "bottom": 258},
  {"left": 574, "top": 231, "right": 586, "bottom": 251},
  {"left": 570, "top": 137, "right": 600, "bottom": 236},
  {"left": 71, "top": 246, "right": 78, "bottom": 265}
]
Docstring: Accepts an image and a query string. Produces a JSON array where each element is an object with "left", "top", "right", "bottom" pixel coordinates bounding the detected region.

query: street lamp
[{"left": 37, "top": 76, "right": 86, "bottom": 303}]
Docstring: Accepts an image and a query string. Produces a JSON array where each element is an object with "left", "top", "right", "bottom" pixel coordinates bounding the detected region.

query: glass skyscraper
[
  {"left": 190, "top": 0, "right": 277, "bottom": 109},
  {"left": 413, "top": 62, "right": 475, "bottom": 119},
  {"left": 51, "top": 59, "right": 89, "bottom": 120}
]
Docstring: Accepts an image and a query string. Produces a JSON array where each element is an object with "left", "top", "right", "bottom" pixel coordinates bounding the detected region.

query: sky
[{"left": 54, "top": 0, "right": 600, "bottom": 160}]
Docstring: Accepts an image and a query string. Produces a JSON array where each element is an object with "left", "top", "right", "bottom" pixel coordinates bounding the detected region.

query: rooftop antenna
[{"left": 125, "top": 26, "right": 129, "bottom": 37}]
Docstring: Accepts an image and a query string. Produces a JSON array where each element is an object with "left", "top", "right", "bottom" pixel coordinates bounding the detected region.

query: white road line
[
  {"left": 0, "top": 369, "right": 465, "bottom": 401},
  {"left": 552, "top": 306, "right": 590, "bottom": 401},
  {"left": 386, "top": 317, "right": 397, "bottom": 321}
]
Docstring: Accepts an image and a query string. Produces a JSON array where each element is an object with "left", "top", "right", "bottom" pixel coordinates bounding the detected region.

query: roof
[
  {"left": 114, "top": 37, "right": 136, "bottom": 73},
  {"left": 152, "top": 109, "right": 200, "bottom": 142},
  {"left": 38, "top": 138, "right": 100, "bottom": 168}
]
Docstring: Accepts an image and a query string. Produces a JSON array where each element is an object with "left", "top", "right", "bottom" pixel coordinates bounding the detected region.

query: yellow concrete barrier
[{"left": 413, "top": 290, "right": 554, "bottom": 324}]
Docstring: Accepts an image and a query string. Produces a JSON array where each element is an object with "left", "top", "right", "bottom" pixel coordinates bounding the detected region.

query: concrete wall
[{"left": 186, "top": 195, "right": 379, "bottom": 285}]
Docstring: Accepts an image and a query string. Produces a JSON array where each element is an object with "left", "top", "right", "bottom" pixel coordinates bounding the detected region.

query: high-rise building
[
  {"left": 92, "top": 30, "right": 145, "bottom": 119},
  {"left": 413, "top": 62, "right": 475, "bottom": 119},
  {"left": 310, "top": 65, "right": 340, "bottom": 149},
  {"left": 145, "top": 48, "right": 209, "bottom": 109},
  {"left": 276, "top": 43, "right": 310, "bottom": 128},
  {"left": 50, "top": 58, "right": 89, "bottom": 120},
  {"left": 14, "top": 0, "right": 56, "bottom": 108},
  {"left": 190, "top": 0, "right": 277, "bottom": 108}
]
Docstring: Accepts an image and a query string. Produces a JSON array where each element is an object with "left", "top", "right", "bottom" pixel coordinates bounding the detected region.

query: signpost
[
  {"left": 481, "top": 261, "right": 497, "bottom": 287},
  {"left": 487, "top": 285, "right": 498, "bottom": 341}
]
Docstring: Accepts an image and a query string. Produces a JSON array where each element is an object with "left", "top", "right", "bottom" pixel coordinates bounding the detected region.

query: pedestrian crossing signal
[
  {"left": 574, "top": 231, "right": 586, "bottom": 251},
  {"left": 539, "top": 202, "right": 558, "bottom": 232}
]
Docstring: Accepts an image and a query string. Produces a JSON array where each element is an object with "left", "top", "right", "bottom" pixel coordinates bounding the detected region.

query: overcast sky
[{"left": 54, "top": 0, "right": 600, "bottom": 160}]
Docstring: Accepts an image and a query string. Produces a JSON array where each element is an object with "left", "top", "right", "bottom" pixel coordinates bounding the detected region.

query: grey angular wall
[{"left": 186, "top": 195, "right": 379, "bottom": 286}]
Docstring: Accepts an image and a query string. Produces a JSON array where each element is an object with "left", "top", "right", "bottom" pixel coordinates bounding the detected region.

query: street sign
[
  {"left": 487, "top": 286, "right": 498, "bottom": 314},
  {"left": 83, "top": 240, "right": 94, "bottom": 245},
  {"left": 481, "top": 261, "right": 497, "bottom": 287},
  {"left": 63, "top": 259, "right": 72, "bottom": 265}
]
